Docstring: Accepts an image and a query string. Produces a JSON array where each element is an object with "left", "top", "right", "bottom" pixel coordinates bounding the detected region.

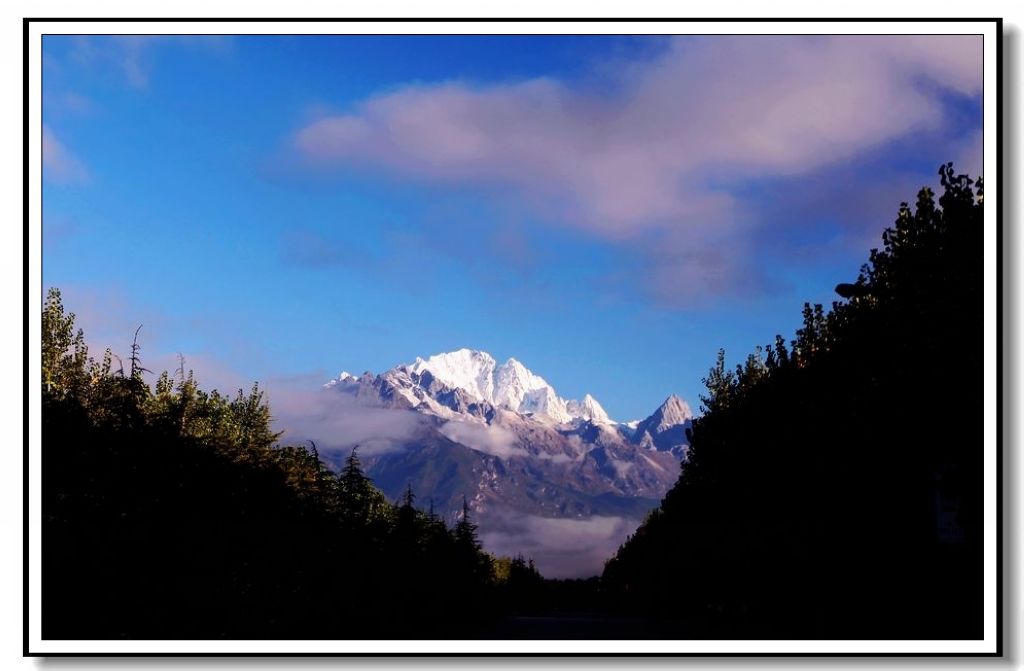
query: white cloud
[
  {"left": 42, "top": 125, "right": 89, "bottom": 184},
  {"left": 480, "top": 509, "right": 640, "bottom": 579},
  {"left": 273, "top": 390, "right": 429, "bottom": 457},
  {"left": 66, "top": 35, "right": 233, "bottom": 89},
  {"left": 439, "top": 420, "right": 527, "bottom": 460},
  {"left": 295, "top": 35, "right": 982, "bottom": 305}
]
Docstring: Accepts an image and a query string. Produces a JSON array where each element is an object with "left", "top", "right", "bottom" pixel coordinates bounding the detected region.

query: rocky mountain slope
[
  {"left": 322, "top": 349, "right": 692, "bottom": 515},
  {"left": 318, "top": 349, "right": 694, "bottom": 576}
]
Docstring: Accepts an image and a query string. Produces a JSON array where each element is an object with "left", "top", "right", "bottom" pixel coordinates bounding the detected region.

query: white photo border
[{"left": 24, "top": 17, "right": 1003, "bottom": 657}]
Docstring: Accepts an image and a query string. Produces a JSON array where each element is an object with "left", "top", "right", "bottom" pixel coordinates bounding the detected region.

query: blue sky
[{"left": 41, "top": 34, "right": 983, "bottom": 421}]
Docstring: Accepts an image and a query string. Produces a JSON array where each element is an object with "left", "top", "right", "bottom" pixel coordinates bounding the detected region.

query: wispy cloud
[
  {"left": 68, "top": 35, "right": 150, "bottom": 89},
  {"left": 273, "top": 389, "right": 430, "bottom": 457},
  {"left": 44, "top": 91, "right": 99, "bottom": 117},
  {"left": 480, "top": 509, "right": 639, "bottom": 578},
  {"left": 294, "top": 35, "right": 981, "bottom": 306},
  {"left": 439, "top": 421, "right": 526, "bottom": 460},
  {"left": 67, "top": 35, "right": 233, "bottom": 89},
  {"left": 42, "top": 125, "right": 89, "bottom": 184}
]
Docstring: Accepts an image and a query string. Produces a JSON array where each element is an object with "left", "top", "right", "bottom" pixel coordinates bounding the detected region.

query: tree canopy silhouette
[
  {"left": 602, "top": 164, "right": 984, "bottom": 639},
  {"left": 40, "top": 294, "right": 527, "bottom": 639}
]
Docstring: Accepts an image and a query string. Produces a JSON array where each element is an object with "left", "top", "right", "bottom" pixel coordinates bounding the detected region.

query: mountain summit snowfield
[
  {"left": 317, "top": 348, "right": 694, "bottom": 577},
  {"left": 326, "top": 348, "right": 670, "bottom": 434},
  {"left": 333, "top": 348, "right": 615, "bottom": 425}
]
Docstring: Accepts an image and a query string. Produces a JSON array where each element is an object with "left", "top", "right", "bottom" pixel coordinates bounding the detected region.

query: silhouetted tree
[
  {"left": 41, "top": 295, "right": 505, "bottom": 639},
  {"left": 603, "top": 164, "right": 984, "bottom": 639},
  {"left": 454, "top": 496, "right": 481, "bottom": 551}
]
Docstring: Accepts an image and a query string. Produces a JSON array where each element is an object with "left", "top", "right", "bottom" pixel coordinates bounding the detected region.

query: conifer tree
[
  {"left": 700, "top": 348, "right": 735, "bottom": 413},
  {"left": 454, "top": 496, "right": 481, "bottom": 551},
  {"left": 42, "top": 287, "right": 520, "bottom": 639},
  {"left": 42, "top": 288, "right": 89, "bottom": 398},
  {"left": 602, "top": 164, "right": 985, "bottom": 639},
  {"left": 337, "top": 447, "right": 392, "bottom": 528}
]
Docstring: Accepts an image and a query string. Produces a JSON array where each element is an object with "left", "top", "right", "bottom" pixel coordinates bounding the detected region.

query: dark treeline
[
  {"left": 41, "top": 298, "right": 542, "bottom": 639},
  {"left": 601, "top": 165, "right": 985, "bottom": 638}
]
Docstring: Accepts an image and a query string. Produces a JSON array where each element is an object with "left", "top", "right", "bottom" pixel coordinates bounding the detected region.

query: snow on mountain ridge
[
  {"left": 324, "top": 350, "right": 693, "bottom": 442},
  {"left": 651, "top": 394, "right": 693, "bottom": 430},
  {"left": 631, "top": 394, "right": 694, "bottom": 459},
  {"left": 566, "top": 393, "right": 612, "bottom": 425},
  {"left": 316, "top": 353, "right": 694, "bottom": 581},
  {"left": 407, "top": 348, "right": 588, "bottom": 424},
  {"left": 408, "top": 348, "right": 497, "bottom": 402}
]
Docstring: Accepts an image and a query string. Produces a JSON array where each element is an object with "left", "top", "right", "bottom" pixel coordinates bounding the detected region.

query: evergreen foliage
[
  {"left": 602, "top": 165, "right": 985, "bottom": 638},
  {"left": 40, "top": 295, "right": 512, "bottom": 638}
]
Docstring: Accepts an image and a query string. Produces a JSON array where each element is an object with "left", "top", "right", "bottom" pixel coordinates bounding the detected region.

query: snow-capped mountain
[
  {"left": 566, "top": 394, "right": 612, "bottom": 425},
  {"left": 631, "top": 395, "right": 694, "bottom": 459},
  {"left": 327, "top": 348, "right": 627, "bottom": 427},
  {"left": 316, "top": 349, "right": 694, "bottom": 574},
  {"left": 348, "top": 348, "right": 607, "bottom": 424},
  {"left": 324, "top": 347, "right": 693, "bottom": 461}
]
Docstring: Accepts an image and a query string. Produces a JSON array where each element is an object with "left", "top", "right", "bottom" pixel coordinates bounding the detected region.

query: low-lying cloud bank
[
  {"left": 438, "top": 421, "right": 526, "bottom": 459},
  {"left": 273, "top": 392, "right": 647, "bottom": 578},
  {"left": 480, "top": 508, "right": 640, "bottom": 579},
  {"left": 272, "top": 388, "right": 429, "bottom": 457}
]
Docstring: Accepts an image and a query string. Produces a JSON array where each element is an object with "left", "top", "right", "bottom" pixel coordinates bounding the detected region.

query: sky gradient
[{"left": 41, "top": 34, "right": 983, "bottom": 423}]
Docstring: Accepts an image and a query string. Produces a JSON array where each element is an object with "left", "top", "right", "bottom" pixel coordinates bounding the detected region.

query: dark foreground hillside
[
  {"left": 602, "top": 165, "right": 985, "bottom": 639},
  {"left": 41, "top": 295, "right": 532, "bottom": 639}
]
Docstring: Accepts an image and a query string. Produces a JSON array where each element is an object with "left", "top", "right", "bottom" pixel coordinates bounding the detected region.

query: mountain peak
[
  {"left": 629, "top": 393, "right": 693, "bottom": 458},
  {"left": 442, "top": 348, "right": 496, "bottom": 363},
  {"left": 568, "top": 393, "right": 612, "bottom": 424},
  {"left": 329, "top": 348, "right": 640, "bottom": 427},
  {"left": 323, "top": 351, "right": 693, "bottom": 459},
  {"left": 498, "top": 357, "right": 536, "bottom": 381},
  {"left": 388, "top": 349, "right": 619, "bottom": 424},
  {"left": 408, "top": 349, "right": 498, "bottom": 404},
  {"left": 656, "top": 394, "right": 693, "bottom": 424}
]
